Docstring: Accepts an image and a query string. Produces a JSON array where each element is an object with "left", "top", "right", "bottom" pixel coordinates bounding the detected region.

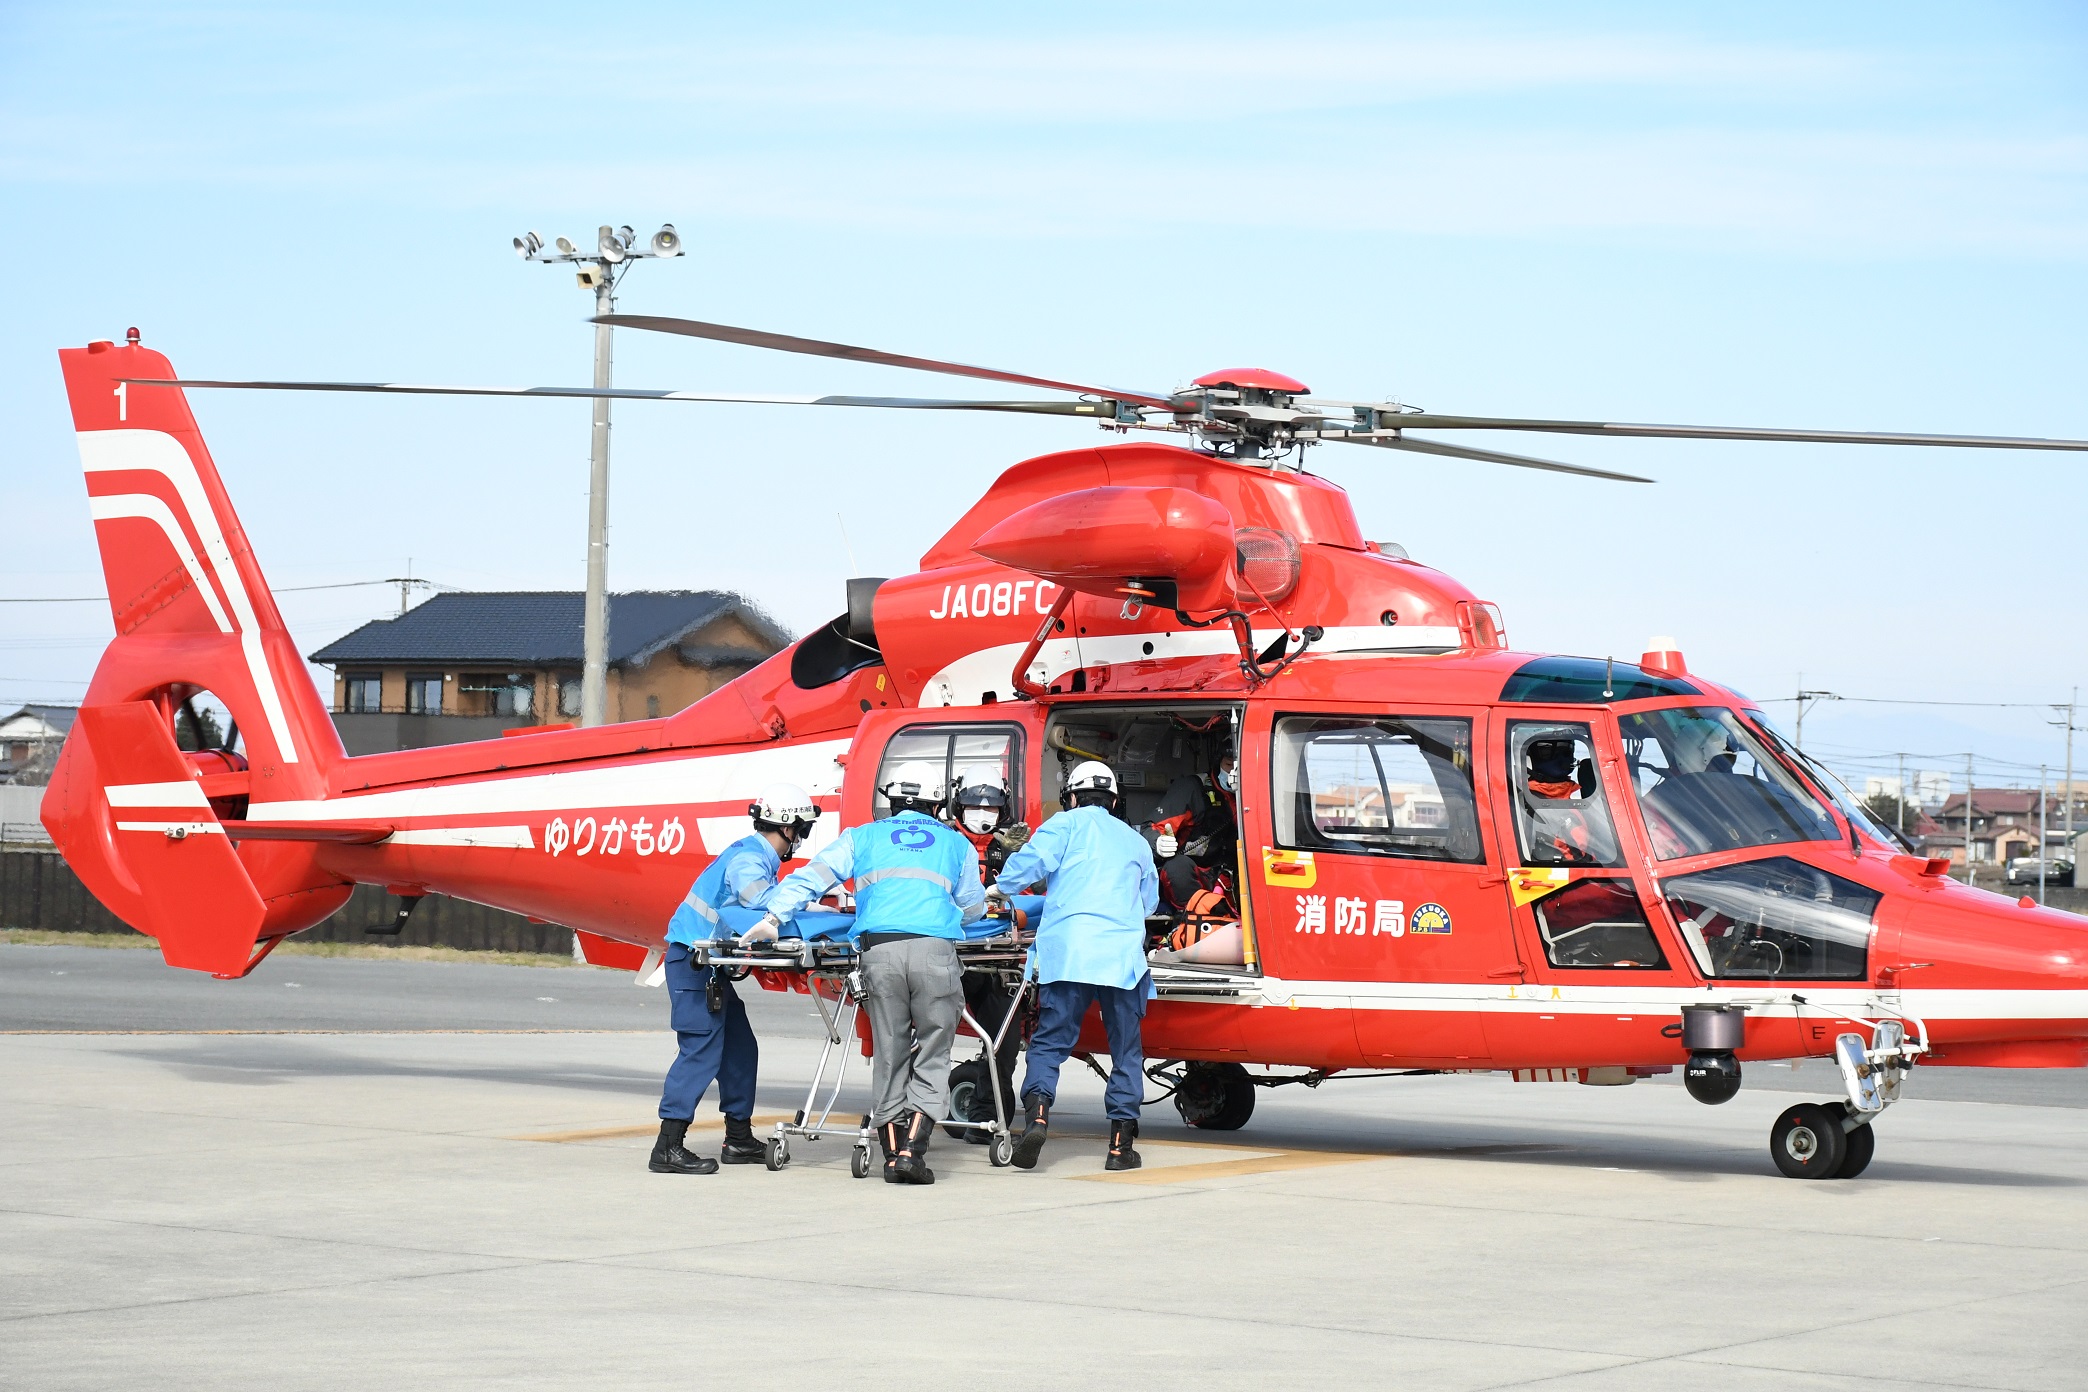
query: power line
[
  {"left": 1756, "top": 694, "right": 2057, "bottom": 710},
  {"left": 0, "top": 577, "right": 447, "bottom": 603}
]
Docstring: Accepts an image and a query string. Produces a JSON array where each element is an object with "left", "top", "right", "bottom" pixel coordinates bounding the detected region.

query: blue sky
[{"left": 4, "top": 2, "right": 2086, "bottom": 796}]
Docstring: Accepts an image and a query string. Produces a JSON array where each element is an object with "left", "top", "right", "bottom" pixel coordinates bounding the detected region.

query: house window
[
  {"left": 405, "top": 674, "right": 444, "bottom": 715},
  {"left": 343, "top": 673, "right": 382, "bottom": 713},
  {"left": 646, "top": 695, "right": 661, "bottom": 719},
  {"left": 458, "top": 673, "right": 533, "bottom": 717},
  {"left": 558, "top": 676, "right": 582, "bottom": 718}
]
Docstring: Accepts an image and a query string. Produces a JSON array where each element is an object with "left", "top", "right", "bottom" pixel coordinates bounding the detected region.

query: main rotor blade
[
  {"left": 1345, "top": 433, "right": 1655, "bottom": 484},
  {"left": 593, "top": 314, "right": 1178, "bottom": 412},
  {"left": 1338, "top": 412, "right": 2088, "bottom": 452},
  {"left": 126, "top": 379, "right": 1120, "bottom": 416}
]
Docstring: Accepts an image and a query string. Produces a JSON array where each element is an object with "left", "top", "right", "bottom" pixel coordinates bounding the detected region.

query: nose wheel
[{"left": 1769, "top": 1102, "right": 1875, "bottom": 1179}]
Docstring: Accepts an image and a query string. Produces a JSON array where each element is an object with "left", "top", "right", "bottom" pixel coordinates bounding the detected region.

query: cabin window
[
  {"left": 342, "top": 673, "right": 381, "bottom": 713},
  {"left": 1273, "top": 715, "right": 1485, "bottom": 864},
  {"left": 872, "top": 723, "right": 1024, "bottom": 822},
  {"left": 1529, "top": 878, "right": 1666, "bottom": 970},
  {"left": 1661, "top": 856, "right": 1875, "bottom": 980},
  {"left": 405, "top": 673, "right": 444, "bottom": 715},
  {"left": 1617, "top": 706, "right": 1838, "bottom": 860}
]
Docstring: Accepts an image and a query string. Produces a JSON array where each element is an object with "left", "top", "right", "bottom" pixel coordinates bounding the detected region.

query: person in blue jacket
[
  {"left": 991, "top": 759, "right": 1160, "bottom": 1172},
  {"left": 649, "top": 782, "right": 818, "bottom": 1176},
  {"left": 751, "top": 761, "right": 985, "bottom": 1185}
]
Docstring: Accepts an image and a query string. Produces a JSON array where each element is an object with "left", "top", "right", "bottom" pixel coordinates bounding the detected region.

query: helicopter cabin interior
[{"left": 860, "top": 701, "right": 1253, "bottom": 971}]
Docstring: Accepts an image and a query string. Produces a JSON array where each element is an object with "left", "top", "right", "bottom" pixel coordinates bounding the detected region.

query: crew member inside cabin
[
  {"left": 752, "top": 762, "right": 986, "bottom": 1186},
  {"left": 1146, "top": 741, "right": 1240, "bottom": 915},
  {"left": 952, "top": 763, "right": 1028, "bottom": 1140},
  {"left": 991, "top": 759, "right": 1160, "bottom": 1173},
  {"left": 649, "top": 782, "right": 818, "bottom": 1176}
]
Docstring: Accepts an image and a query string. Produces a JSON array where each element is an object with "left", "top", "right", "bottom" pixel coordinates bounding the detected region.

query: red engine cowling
[{"left": 971, "top": 486, "right": 1236, "bottom": 613}]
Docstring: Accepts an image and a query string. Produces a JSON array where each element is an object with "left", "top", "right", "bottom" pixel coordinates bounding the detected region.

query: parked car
[{"left": 2004, "top": 856, "right": 2074, "bottom": 887}]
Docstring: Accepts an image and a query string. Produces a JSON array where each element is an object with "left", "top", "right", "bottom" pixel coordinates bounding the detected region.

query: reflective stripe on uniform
[
  {"left": 684, "top": 894, "right": 721, "bottom": 924},
  {"left": 857, "top": 865, "right": 955, "bottom": 892}
]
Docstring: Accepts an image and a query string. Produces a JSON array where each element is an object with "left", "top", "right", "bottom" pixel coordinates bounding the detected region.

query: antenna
[{"left": 836, "top": 513, "right": 861, "bottom": 576}]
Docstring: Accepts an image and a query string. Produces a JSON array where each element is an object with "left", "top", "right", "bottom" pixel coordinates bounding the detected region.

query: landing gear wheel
[
  {"left": 1770, "top": 1102, "right": 1847, "bottom": 1179},
  {"left": 764, "top": 1137, "right": 790, "bottom": 1171},
  {"left": 1835, "top": 1122, "right": 1876, "bottom": 1179},
  {"left": 850, "top": 1146, "right": 872, "bottom": 1179},
  {"left": 1174, "top": 1062, "right": 1256, "bottom": 1131},
  {"left": 945, "top": 1059, "right": 985, "bottom": 1141},
  {"left": 989, "top": 1131, "right": 1015, "bottom": 1168}
]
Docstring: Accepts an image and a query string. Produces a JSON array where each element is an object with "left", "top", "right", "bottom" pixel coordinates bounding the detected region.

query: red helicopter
[{"left": 43, "top": 319, "right": 2088, "bottom": 1180}]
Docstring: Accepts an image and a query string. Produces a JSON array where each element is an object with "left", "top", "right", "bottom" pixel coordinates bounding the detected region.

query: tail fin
[{"left": 43, "top": 337, "right": 352, "bottom": 972}]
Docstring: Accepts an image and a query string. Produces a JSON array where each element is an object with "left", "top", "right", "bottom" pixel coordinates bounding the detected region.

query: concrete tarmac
[{"left": 5, "top": 942, "right": 2088, "bottom": 1390}]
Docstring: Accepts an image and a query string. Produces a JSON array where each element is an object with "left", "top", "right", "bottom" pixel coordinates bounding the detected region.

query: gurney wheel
[
  {"left": 764, "top": 1137, "right": 790, "bottom": 1171},
  {"left": 989, "top": 1132, "right": 1015, "bottom": 1168},
  {"left": 851, "top": 1146, "right": 872, "bottom": 1179}
]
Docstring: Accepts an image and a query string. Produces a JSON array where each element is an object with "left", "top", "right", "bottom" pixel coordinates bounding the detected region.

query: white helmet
[
  {"left": 1063, "top": 759, "right": 1118, "bottom": 807},
  {"left": 749, "top": 782, "right": 819, "bottom": 840},
  {"left": 880, "top": 760, "right": 946, "bottom": 808}
]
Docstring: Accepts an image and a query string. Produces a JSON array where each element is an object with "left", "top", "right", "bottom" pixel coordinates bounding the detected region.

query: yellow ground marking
[
  {"left": 1072, "top": 1145, "right": 1382, "bottom": 1185},
  {"left": 511, "top": 1112, "right": 793, "bottom": 1144}
]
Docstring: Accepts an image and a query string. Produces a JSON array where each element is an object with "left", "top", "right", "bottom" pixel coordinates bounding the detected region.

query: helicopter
[{"left": 42, "top": 318, "right": 2088, "bottom": 1181}]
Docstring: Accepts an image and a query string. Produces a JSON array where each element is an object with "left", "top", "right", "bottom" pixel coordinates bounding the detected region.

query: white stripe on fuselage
[
  {"left": 245, "top": 739, "right": 851, "bottom": 824},
  {"left": 919, "top": 624, "right": 1462, "bottom": 706},
  {"left": 1228, "top": 976, "right": 2088, "bottom": 1024},
  {"left": 106, "top": 780, "right": 211, "bottom": 808}
]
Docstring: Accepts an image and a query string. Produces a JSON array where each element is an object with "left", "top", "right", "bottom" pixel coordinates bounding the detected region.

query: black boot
[
  {"left": 649, "top": 1118, "right": 718, "bottom": 1175},
  {"left": 892, "top": 1111, "right": 936, "bottom": 1186},
  {"left": 1105, "top": 1118, "right": 1141, "bottom": 1172},
  {"left": 720, "top": 1115, "right": 765, "bottom": 1166},
  {"left": 878, "top": 1117, "right": 904, "bottom": 1184},
  {"left": 1010, "top": 1093, "right": 1050, "bottom": 1170}
]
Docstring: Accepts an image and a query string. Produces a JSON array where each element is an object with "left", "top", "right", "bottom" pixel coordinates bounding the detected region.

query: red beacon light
[
  {"left": 125, "top": 327, "right": 140, "bottom": 346},
  {"left": 1640, "top": 634, "right": 1688, "bottom": 677}
]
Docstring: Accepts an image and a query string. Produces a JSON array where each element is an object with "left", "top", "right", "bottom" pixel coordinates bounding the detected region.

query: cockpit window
[
  {"left": 1506, "top": 721, "right": 1625, "bottom": 868},
  {"left": 1500, "top": 656, "right": 1699, "bottom": 704},
  {"left": 1618, "top": 706, "right": 1839, "bottom": 860},
  {"left": 1661, "top": 856, "right": 1876, "bottom": 980}
]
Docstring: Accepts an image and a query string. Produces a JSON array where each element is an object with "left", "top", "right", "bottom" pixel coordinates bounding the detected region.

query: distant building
[
  {"left": 1923, "top": 788, "right": 2076, "bottom": 866},
  {"left": 0, "top": 704, "right": 75, "bottom": 784},
  {"left": 310, "top": 591, "right": 789, "bottom": 754}
]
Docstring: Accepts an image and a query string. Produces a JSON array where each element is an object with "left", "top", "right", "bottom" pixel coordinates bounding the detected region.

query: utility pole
[
  {"left": 2054, "top": 689, "right": 2078, "bottom": 866},
  {"left": 2040, "top": 763, "right": 2050, "bottom": 905},
  {"left": 514, "top": 223, "right": 683, "bottom": 725},
  {"left": 1794, "top": 674, "right": 1839, "bottom": 751},
  {"left": 1964, "top": 754, "right": 1977, "bottom": 886},
  {"left": 1896, "top": 751, "right": 1907, "bottom": 836}
]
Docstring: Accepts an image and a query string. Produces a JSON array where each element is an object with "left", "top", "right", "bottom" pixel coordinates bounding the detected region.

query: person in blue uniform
[
  {"left": 649, "top": 782, "right": 818, "bottom": 1176},
  {"left": 991, "top": 759, "right": 1160, "bottom": 1172},
  {"left": 751, "top": 761, "right": 986, "bottom": 1185}
]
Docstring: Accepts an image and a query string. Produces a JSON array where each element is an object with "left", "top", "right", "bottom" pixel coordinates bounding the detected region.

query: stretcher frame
[{"left": 691, "top": 926, "right": 1036, "bottom": 1175}]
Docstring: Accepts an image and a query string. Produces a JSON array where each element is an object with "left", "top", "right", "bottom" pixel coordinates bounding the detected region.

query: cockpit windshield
[{"left": 1616, "top": 706, "right": 1839, "bottom": 860}]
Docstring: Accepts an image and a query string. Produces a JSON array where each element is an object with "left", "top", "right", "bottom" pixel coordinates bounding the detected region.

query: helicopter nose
[{"left": 1893, "top": 884, "right": 2088, "bottom": 1065}]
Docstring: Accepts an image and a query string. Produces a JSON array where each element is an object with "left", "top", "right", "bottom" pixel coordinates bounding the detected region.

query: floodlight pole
[
  {"left": 583, "top": 276, "right": 614, "bottom": 728},
  {"left": 514, "top": 223, "right": 681, "bottom": 727}
]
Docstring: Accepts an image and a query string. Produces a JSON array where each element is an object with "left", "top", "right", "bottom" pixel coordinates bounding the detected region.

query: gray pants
[{"left": 861, "top": 935, "right": 963, "bottom": 1126}]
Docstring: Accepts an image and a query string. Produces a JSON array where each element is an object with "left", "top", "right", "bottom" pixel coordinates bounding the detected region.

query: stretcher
[{"left": 692, "top": 901, "right": 1040, "bottom": 1175}]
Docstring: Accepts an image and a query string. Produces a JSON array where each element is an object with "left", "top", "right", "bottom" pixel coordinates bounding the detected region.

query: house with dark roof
[
  {"left": 309, "top": 591, "right": 789, "bottom": 753},
  {"left": 0, "top": 704, "right": 76, "bottom": 784}
]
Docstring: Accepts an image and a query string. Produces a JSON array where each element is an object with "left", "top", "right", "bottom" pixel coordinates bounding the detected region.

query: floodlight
[
  {"left": 650, "top": 224, "right": 682, "bottom": 257},
  {"left": 598, "top": 225, "right": 626, "bottom": 263},
  {"left": 555, "top": 235, "right": 578, "bottom": 256}
]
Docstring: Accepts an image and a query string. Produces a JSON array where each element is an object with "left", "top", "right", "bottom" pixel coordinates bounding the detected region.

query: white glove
[
  {"left": 1154, "top": 833, "right": 1179, "bottom": 858},
  {"left": 741, "top": 915, "right": 781, "bottom": 944},
  {"left": 983, "top": 884, "right": 1011, "bottom": 909}
]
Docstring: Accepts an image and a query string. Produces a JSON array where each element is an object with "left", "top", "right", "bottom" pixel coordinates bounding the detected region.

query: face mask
[
  {"left": 962, "top": 808, "right": 999, "bottom": 834},
  {"left": 1218, "top": 766, "right": 1238, "bottom": 792}
]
